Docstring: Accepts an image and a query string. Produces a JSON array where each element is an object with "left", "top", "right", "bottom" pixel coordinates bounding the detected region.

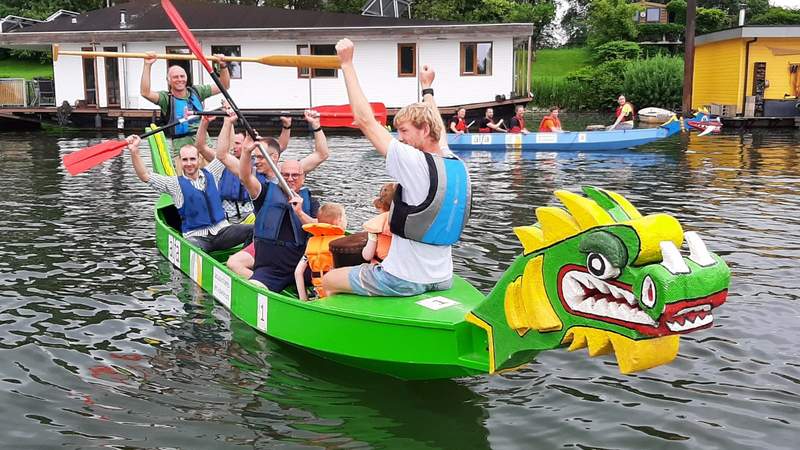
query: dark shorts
[{"left": 250, "top": 239, "right": 305, "bottom": 293}]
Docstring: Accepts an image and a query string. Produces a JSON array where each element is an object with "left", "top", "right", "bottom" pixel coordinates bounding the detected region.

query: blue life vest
[
  {"left": 177, "top": 168, "right": 226, "bottom": 234},
  {"left": 389, "top": 153, "right": 471, "bottom": 245},
  {"left": 219, "top": 168, "right": 250, "bottom": 203},
  {"left": 254, "top": 183, "right": 312, "bottom": 247},
  {"left": 166, "top": 86, "right": 203, "bottom": 138}
]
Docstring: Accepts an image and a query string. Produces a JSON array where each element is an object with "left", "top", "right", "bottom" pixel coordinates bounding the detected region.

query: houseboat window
[
  {"left": 103, "top": 46, "right": 120, "bottom": 107},
  {"left": 646, "top": 8, "right": 660, "bottom": 22},
  {"left": 297, "top": 44, "right": 337, "bottom": 78},
  {"left": 461, "top": 42, "right": 492, "bottom": 76},
  {"left": 211, "top": 45, "right": 242, "bottom": 79},
  {"left": 81, "top": 46, "right": 97, "bottom": 107},
  {"left": 165, "top": 46, "right": 193, "bottom": 86},
  {"left": 398, "top": 43, "right": 416, "bottom": 77}
]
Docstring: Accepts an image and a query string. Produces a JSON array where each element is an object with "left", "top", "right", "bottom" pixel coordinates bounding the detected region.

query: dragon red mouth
[{"left": 557, "top": 265, "right": 727, "bottom": 336}]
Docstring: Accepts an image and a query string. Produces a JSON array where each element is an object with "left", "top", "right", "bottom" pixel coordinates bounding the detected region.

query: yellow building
[{"left": 693, "top": 26, "right": 800, "bottom": 116}]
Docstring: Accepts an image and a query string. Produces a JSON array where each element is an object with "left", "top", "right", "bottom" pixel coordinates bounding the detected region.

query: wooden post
[
  {"left": 526, "top": 35, "right": 532, "bottom": 96},
  {"left": 682, "top": 0, "right": 696, "bottom": 115}
]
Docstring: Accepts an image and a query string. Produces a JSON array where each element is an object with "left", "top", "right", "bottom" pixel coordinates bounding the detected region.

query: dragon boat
[
  {"left": 447, "top": 115, "right": 683, "bottom": 152},
  {"left": 145, "top": 128, "right": 730, "bottom": 380}
]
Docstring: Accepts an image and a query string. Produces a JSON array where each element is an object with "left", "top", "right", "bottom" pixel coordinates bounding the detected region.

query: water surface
[{"left": 0, "top": 127, "right": 798, "bottom": 449}]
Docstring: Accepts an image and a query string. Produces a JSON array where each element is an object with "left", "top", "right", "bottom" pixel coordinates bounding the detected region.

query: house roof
[
  {"left": 0, "top": 1, "right": 533, "bottom": 48},
  {"left": 696, "top": 25, "right": 800, "bottom": 46}
]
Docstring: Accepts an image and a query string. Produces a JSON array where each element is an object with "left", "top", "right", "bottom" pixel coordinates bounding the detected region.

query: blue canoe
[{"left": 446, "top": 116, "right": 682, "bottom": 152}]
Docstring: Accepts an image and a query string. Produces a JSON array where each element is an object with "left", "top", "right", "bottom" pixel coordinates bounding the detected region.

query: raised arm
[
  {"left": 140, "top": 53, "right": 160, "bottom": 104},
  {"left": 215, "top": 111, "right": 240, "bottom": 173},
  {"left": 209, "top": 54, "right": 231, "bottom": 96},
  {"left": 336, "top": 38, "right": 392, "bottom": 156},
  {"left": 419, "top": 65, "right": 448, "bottom": 150},
  {"left": 239, "top": 139, "right": 261, "bottom": 200},
  {"left": 300, "top": 109, "right": 329, "bottom": 173},
  {"left": 195, "top": 115, "right": 216, "bottom": 162},
  {"left": 127, "top": 135, "right": 151, "bottom": 183},
  {"left": 278, "top": 116, "right": 292, "bottom": 152},
  {"left": 489, "top": 119, "right": 507, "bottom": 133}
]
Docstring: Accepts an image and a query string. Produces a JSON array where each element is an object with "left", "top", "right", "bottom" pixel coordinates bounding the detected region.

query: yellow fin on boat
[{"left": 563, "top": 327, "right": 680, "bottom": 374}]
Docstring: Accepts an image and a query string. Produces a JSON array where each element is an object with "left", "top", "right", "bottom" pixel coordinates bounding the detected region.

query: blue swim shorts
[{"left": 347, "top": 263, "right": 452, "bottom": 297}]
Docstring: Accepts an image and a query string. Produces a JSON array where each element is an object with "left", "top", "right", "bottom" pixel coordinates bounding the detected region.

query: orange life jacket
[
  {"left": 510, "top": 115, "right": 525, "bottom": 133},
  {"left": 302, "top": 222, "right": 345, "bottom": 297},
  {"left": 363, "top": 212, "right": 393, "bottom": 263},
  {"left": 538, "top": 115, "right": 562, "bottom": 132},
  {"left": 452, "top": 116, "right": 466, "bottom": 132}
]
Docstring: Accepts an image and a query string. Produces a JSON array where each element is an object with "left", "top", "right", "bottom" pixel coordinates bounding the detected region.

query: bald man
[{"left": 140, "top": 52, "right": 231, "bottom": 168}]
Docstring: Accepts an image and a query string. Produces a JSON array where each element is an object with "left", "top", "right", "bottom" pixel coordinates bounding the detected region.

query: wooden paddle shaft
[{"left": 52, "top": 45, "right": 340, "bottom": 69}]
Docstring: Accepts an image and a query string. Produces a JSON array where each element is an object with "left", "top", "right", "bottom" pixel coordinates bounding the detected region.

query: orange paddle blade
[
  {"left": 315, "top": 103, "right": 387, "bottom": 128},
  {"left": 63, "top": 140, "right": 127, "bottom": 176}
]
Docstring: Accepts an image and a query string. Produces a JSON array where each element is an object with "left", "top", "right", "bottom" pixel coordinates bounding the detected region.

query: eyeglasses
[{"left": 281, "top": 172, "right": 303, "bottom": 179}]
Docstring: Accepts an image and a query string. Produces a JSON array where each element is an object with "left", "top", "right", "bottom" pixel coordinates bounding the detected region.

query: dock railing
[{"left": 0, "top": 78, "right": 28, "bottom": 107}]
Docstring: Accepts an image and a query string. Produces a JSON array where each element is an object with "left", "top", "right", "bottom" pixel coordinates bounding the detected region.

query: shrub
[
  {"left": 593, "top": 40, "right": 642, "bottom": 63},
  {"left": 621, "top": 55, "right": 684, "bottom": 110},
  {"left": 637, "top": 23, "right": 685, "bottom": 42},
  {"left": 750, "top": 8, "right": 800, "bottom": 25},
  {"left": 666, "top": 0, "right": 687, "bottom": 24},
  {"left": 696, "top": 7, "right": 730, "bottom": 35}
]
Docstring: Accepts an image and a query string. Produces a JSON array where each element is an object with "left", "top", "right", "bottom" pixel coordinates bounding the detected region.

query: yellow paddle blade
[{"left": 258, "top": 55, "right": 341, "bottom": 69}]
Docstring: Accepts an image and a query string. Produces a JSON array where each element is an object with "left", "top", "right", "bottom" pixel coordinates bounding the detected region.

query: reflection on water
[{"left": 0, "top": 128, "right": 798, "bottom": 448}]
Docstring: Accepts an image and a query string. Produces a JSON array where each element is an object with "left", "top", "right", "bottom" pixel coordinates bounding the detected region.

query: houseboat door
[
  {"left": 103, "top": 47, "right": 121, "bottom": 107},
  {"left": 81, "top": 46, "right": 98, "bottom": 107},
  {"left": 165, "top": 46, "right": 193, "bottom": 87}
]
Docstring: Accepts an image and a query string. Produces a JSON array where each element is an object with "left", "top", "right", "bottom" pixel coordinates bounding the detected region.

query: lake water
[{"left": 0, "top": 127, "right": 798, "bottom": 449}]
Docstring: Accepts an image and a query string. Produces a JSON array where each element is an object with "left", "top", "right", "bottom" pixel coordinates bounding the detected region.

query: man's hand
[
  {"left": 304, "top": 109, "right": 321, "bottom": 129},
  {"left": 280, "top": 116, "right": 292, "bottom": 128},
  {"left": 289, "top": 195, "right": 304, "bottom": 214},
  {"left": 419, "top": 64, "right": 435, "bottom": 89},
  {"left": 336, "top": 38, "right": 354, "bottom": 66},
  {"left": 144, "top": 52, "right": 157, "bottom": 66},
  {"left": 127, "top": 135, "right": 141, "bottom": 153},
  {"left": 213, "top": 54, "right": 228, "bottom": 70},
  {"left": 223, "top": 101, "right": 238, "bottom": 124}
]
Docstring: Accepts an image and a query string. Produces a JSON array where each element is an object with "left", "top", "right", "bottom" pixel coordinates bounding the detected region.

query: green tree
[
  {"left": 696, "top": 0, "right": 769, "bottom": 18},
  {"left": 666, "top": 0, "right": 686, "bottom": 24},
  {"left": 587, "top": 0, "right": 641, "bottom": 47},
  {"left": 750, "top": 7, "right": 800, "bottom": 25},
  {"left": 560, "top": 0, "right": 591, "bottom": 46},
  {"left": 696, "top": 7, "right": 730, "bottom": 34}
]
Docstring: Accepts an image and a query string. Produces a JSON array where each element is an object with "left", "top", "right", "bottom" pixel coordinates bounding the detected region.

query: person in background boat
[
  {"left": 140, "top": 51, "right": 231, "bottom": 173},
  {"left": 322, "top": 38, "right": 471, "bottom": 298},
  {"left": 477, "top": 108, "right": 506, "bottom": 133},
  {"left": 361, "top": 182, "right": 396, "bottom": 264},
  {"left": 125, "top": 116, "right": 252, "bottom": 253},
  {"left": 608, "top": 95, "right": 635, "bottom": 130},
  {"left": 295, "top": 203, "right": 348, "bottom": 301},
  {"left": 449, "top": 108, "right": 468, "bottom": 134},
  {"left": 224, "top": 110, "right": 331, "bottom": 279},
  {"left": 538, "top": 106, "right": 564, "bottom": 133},
  {"left": 509, "top": 106, "right": 529, "bottom": 134}
]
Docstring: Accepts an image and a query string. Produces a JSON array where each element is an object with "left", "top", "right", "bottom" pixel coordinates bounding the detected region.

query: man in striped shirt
[{"left": 126, "top": 114, "right": 252, "bottom": 253}]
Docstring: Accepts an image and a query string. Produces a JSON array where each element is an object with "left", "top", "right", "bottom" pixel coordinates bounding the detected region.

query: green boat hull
[{"left": 154, "top": 196, "right": 491, "bottom": 380}]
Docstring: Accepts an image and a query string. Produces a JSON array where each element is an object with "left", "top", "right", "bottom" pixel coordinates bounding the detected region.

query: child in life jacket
[
  {"left": 295, "top": 203, "right": 347, "bottom": 300},
  {"left": 361, "top": 182, "right": 396, "bottom": 264}
]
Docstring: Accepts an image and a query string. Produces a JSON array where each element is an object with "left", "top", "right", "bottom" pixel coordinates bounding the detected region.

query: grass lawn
[
  {"left": 0, "top": 59, "right": 53, "bottom": 79},
  {"left": 531, "top": 47, "right": 592, "bottom": 79}
]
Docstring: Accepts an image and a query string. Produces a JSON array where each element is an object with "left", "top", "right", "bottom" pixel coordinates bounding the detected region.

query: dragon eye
[
  {"left": 641, "top": 276, "right": 657, "bottom": 308},
  {"left": 586, "top": 252, "right": 620, "bottom": 279}
]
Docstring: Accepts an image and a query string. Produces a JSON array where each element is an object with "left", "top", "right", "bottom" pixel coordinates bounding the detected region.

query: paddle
[
  {"left": 63, "top": 116, "right": 197, "bottom": 176},
  {"left": 195, "top": 103, "right": 387, "bottom": 128},
  {"left": 52, "top": 44, "right": 340, "bottom": 69},
  {"left": 162, "top": 0, "right": 300, "bottom": 197}
]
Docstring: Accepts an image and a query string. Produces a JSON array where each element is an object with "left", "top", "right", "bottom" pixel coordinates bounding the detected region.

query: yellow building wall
[
  {"left": 692, "top": 40, "right": 745, "bottom": 112},
  {"left": 743, "top": 38, "right": 800, "bottom": 101}
]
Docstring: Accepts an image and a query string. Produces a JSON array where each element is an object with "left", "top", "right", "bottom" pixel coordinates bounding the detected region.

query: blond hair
[
  {"left": 393, "top": 102, "right": 443, "bottom": 142},
  {"left": 317, "top": 203, "right": 346, "bottom": 227}
]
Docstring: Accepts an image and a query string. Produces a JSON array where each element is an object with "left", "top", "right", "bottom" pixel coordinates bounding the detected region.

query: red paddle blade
[
  {"left": 161, "top": 0, "right": 213, "bottom": 73},
  {"left": 315, "top": 103, "right": 387, "bottom": 128},
  {"left": 63, "top": 140, "right": 126, "bottom": 176}
]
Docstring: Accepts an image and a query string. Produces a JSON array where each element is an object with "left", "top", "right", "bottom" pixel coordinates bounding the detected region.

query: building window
[
  {"left": 397, "top": 43, "right": 416, "bottom": 77},
  {"left": 211, "top": 45, "right": 242, "bottom": 79},
  {"left": 297, "top": 44, "right": 337, "bottom": 78},
  {"left": 646, "top": 8, "right": 661, "bottom": 22},
  {"left": 461, "top": 42, "right": 492, "bottom": 76}
]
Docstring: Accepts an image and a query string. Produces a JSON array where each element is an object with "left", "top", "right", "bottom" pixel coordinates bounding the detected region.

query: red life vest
[
  {"left": 616, "top": 103, "right": 635, "bottom": 122},
  {"left": 452, "top": 116, "right": 466, "bottom": 132},
  {"left": 538, "top": 115, "right": 562, "bottom": 132},
  {"left": 510, "top": 116, "right": 525, "bottom": 133}
]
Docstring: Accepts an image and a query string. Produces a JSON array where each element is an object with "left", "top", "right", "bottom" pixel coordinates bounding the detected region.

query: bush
[
  {"left": 666, "top": 0, "right": 687, "bottom": 24},
  {"left": 593, "top": 41, "right": 641, "bottom": 63},
  {"left": 565, "top": 59, "right": 630, "bottom": 110},
  {"left": 621, "top": 55, "right": 684, "bottom": 110},
  {"left": 696, "top": 7, "right": 730, "bottom": 35},
  {"left": 530, "top": 77, "right": 585, "bottom": 111},
  {"left": 750, "top": 8, "right": 800, "bottom": 25},
  {"left": 637, "top": 23, "right": 685, "bottom": 42}
]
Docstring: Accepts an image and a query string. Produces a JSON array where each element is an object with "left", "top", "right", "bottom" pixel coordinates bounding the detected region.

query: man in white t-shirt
[{"left": 321, "top": 38, "right": 471, "bottom": 297}]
